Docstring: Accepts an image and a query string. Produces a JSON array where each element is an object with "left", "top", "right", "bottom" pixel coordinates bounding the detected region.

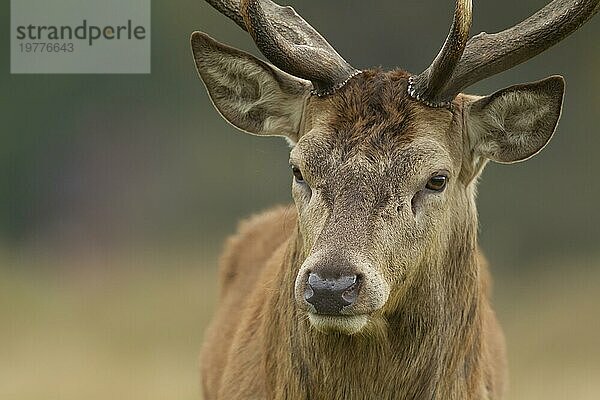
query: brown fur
[
  {"left": 201, "top": 207, "right": 506, "bottom": 399},
  {"left": 199, "top": 70, "right": 522, "bottom": 400}
]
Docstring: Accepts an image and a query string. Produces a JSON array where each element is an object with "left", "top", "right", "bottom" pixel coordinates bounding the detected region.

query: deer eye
[
  {"left": 426, "top": 175, "right": 447, "bottom": 192},
  {"left": 291, "top": 165, "right": 304, "bottom": 183}
]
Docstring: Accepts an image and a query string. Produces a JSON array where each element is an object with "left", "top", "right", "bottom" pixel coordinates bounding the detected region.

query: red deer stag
[{"left": 191, "top": 0, "right": 599, "bottom": 399}]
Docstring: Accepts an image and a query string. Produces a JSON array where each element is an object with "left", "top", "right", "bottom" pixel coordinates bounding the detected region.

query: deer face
[
  {"left": 290, "top": 70, "right": 563, "bottom": 334},
  {"left": 192, "top": 35, "right": 563, "bottom": 334},
  {"left": 290, "top": 71, "right": 464, "bottom": 334}
]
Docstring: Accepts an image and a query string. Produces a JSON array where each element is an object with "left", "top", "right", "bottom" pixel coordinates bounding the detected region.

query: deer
[{"left": 191, "top": 0, "right": 598, "bottom": 399}]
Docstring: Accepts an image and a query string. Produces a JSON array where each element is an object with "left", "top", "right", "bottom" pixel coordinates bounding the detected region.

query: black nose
[{"left": 304, "top": 272, "right": 361, "bottom": 315}]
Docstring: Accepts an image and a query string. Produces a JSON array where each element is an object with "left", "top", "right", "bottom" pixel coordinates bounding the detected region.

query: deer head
[{"left": 192, "top": 0, "right": 598, "bottom": 335}]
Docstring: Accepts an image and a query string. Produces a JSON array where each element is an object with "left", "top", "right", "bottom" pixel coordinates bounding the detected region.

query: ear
[
  {"left": 191, "top": 31, "right": 311, "bottom": 142},
  {"left": 464, "top": 76, "right": 565, "bottom": 164}
]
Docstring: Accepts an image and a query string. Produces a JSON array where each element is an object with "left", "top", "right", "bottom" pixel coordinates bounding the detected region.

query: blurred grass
[
  {"left": 496, "top": 256, "right": 600, "bottom": 399},
  {"left": 0, "top": 251, "right": 218, "bottom": 400},
  {"left": 0, "top": 251, "right": 599, "bottom": 399}
]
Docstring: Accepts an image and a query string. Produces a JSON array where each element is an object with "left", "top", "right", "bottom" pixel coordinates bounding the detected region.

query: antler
[
  {"left": 410, "top": 0, "right": 599, "bottom": 107},
  {"left": 205, "top": 0, "right": 359, "bottom": 96},
  {"left": 408, "top": 0, "right": 473, "bottom": 107}
]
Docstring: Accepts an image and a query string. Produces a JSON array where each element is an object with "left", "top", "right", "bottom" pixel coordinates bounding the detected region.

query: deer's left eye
[
  {"left": 291, "top": 165, "right": 304, "bottom": 183},
  {"left": 426, "top": 175, "right": 447, "bottom": 192}
]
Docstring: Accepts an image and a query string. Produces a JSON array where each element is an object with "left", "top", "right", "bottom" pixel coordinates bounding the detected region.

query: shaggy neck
[{"left": 263, "top": 209, "right": 486, "bottom": 399}]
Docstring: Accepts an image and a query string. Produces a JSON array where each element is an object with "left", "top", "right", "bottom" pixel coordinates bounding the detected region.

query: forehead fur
[{"left": 297, "top": 69, "right": 460, "bottom": 175}]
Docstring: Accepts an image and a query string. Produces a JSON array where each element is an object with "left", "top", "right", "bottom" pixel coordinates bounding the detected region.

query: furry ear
[
  {"left": 464, "top": 76, "right": 565, "bottom": 164},
  {"left": 191, "top": 31, "right": 311, "bottom": 142}
]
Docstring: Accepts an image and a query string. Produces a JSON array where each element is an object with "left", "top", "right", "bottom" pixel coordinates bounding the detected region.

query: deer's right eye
[
  {"left": 425, "top": 175, "right": 447, "bottom": 192},
  {"left": 291, "top": 165, "right": 304, "bottom": 183}
]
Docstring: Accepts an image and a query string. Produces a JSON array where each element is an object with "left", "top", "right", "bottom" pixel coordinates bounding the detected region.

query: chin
[{"left": 307, "top": 313, "right": 369, "bottom": 335}]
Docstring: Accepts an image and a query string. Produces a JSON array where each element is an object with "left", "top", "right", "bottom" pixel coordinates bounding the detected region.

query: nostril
[
  {"left": 307, "top": 272, "right": 319, "bottom": 287},
  {"left": 304, "top": 282, "right": 314, "bottom": 302},
  {"left": 341, "top": 275, "right": 361, "bottom": 304}
]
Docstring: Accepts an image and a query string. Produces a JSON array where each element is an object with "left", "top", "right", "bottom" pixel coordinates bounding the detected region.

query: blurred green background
[{"left": 1, "top": 1, "right": 598, "bottom": 399}]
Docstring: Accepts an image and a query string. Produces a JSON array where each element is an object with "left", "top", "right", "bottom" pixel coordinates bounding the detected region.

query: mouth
[{"left": 307, "top": 313, "right": 369, "bottom": 335}]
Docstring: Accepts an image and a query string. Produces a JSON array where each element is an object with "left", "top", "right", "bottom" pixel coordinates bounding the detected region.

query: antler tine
[
  {"left": 205, "top": 0, "right": 359, "bottom": 96},
  {"left": 205, "top": 0, "right": 330, "bottom": 49},
  {"left": 410, "top": 0, "right": 599, "bottom": 106},
  {"left": 438, "top": 0, "right": 599, "bottom": 101},
  {"left": 408, "top": 0, "right": 473, "bottom": 107}
]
